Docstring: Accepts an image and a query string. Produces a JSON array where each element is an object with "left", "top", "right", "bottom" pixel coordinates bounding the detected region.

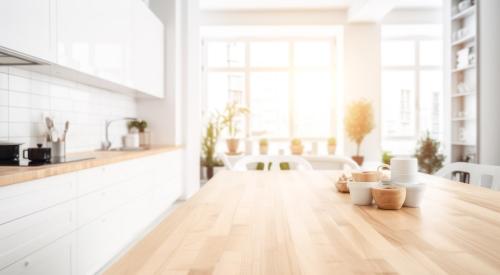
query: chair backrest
[
  {"left": 306, "top": 156, "right": 361, "bottom": 171},
  {"left": 436, "top": 162, "right": 500, "bottom": 190},
  {"left": 232, "top": 155, "right": 313, "bottom": 171},
  {"left": 217, "top": 153, "right": 232, "bottom": 170}
]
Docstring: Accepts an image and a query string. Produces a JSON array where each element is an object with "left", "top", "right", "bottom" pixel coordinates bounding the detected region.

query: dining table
[{"left": 105, "top": 170, "right": 500, "bottom": 275}]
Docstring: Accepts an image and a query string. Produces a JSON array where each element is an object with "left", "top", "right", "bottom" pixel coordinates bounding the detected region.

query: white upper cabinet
[
  {"left": 0, "top": 0, "right": 54, "bottom": 62},
  {"left": 131, "top": 0, "right": 164, "bottom": 98},
  {"left": 56, "top": 0, "right": 133, "bottom": 86},
  {"left": 57, "top": 0, "right": 164, "bottom": 97}
]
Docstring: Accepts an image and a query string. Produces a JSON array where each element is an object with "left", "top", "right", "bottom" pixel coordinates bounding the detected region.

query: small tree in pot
[
  {"left": 414, "top": 132, "right": 445, "bottom": 174},
  {"left": 220, "top": 103, "right": 250, "bottom": 154},
  {"left": 259, "top": 139, "right": 269, "bottom": 155},
  {"left": 327, "top": 137, "right": 337, "bottom": 155},
  {"left": 127, "top": 120, "right": 150, "bottom": 148},
  {"left": 201, "top": 115, "right": 224, "bottom": 180},
  {"left": 344, "top": 99, "right": 374, "bottom": 166}
]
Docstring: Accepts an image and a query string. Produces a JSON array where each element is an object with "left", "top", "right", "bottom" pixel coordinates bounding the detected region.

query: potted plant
[
  {"left": 127, "top": 119, "right": 150, "bottom": 148},
  {"left": 220, "top": 103, "right": 250, "bottom": 154},
  {"left": 344, "top": 99, "right": 374, "bottom": 166},
  {"left": 259, "top": 139, "right": 269, "bottom": 155},
  {"left": 327, "top": 137, "right": 337, "bottom": 155},
  {"left": 414, "top": 132, "right": 445, "bottom": 174},
  {"left": 290, "top": 138, "right": 304, "bottom": 155},
  {"left": 201, "top": 115, "right": 223, "bottom": 180},
  {"left": 382, "top": 151, "right": 393, "bottom": 165}
]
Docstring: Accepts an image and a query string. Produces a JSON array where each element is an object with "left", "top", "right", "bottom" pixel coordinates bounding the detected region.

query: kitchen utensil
[
  {"left": 0, "top": 142, "right": 23, "bottom": 161},
  {"left": 347, "top": 182, "right": 377, "bottom": 205},
  {"left": 51, "top": 141, "right": 66, "bottom": 160},
  {"left": 23, "top": 144, "right": 51, "bottom": 162},
  {"left": 352, "top": 171, "right": 379, "bottom": 182},
  {"left": 378, "top": 157, "right": 418, "bottom": 185},
  {"left": 62, "top": 121, "right": 69, "bottom": 141},
  {"left": 372, "top": 185, "right": 406, "bottom": 210},
  {"left": 402, "top": 183, "right": 426, "bottom": 207},
  {"left": 45, "top": 117, "right": 54, "bottom": 142},
  {"left": 335, "top": 174, "right": 350, "bottom": 193}
]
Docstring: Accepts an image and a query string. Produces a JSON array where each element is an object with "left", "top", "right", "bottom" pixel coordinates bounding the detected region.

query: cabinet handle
[{"left": 23, "top": 260, "right": 30, "bottom": 268}]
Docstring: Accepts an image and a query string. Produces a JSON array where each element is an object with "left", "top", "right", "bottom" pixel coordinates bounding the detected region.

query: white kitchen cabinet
[
  {"left": 131, "top": 0, "right": 165, "bottom": 97},
  {"left": 0, "top": 235, "right": 73, "bottom": 275},
  {"left": 56, "top": 0, "right": 133, "bottom": 86},
  {"left": 0, "top": 149, "right": 183, "bottom": 275},
  {"left": 0, "top": 0, "right": 54, "bottom": 62}
]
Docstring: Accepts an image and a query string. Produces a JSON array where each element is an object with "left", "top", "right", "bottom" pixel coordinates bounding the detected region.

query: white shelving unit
[{"left": 449, "top": 0, "right": 478, "bottom": 163}]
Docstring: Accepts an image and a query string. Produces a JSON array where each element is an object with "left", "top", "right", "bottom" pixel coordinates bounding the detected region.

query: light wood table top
[
  {"left": 0, "top": 145, "right": 182, "bottom": 187},
  {"left": 106, "top": 171, "right": 500, "bottom": 275}
]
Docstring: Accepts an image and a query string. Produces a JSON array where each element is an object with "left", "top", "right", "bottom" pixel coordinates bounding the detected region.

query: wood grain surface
[
  {"left": 0, "top": 145, "right": 182, "bottom": 187},
  {"left": 105, "top": 170, "right": 500, "bottom": 275}
]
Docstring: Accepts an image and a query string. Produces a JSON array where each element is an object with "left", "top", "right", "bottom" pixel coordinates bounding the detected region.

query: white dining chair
[
  {"left": 436, "top": 162, "right": 500, "bottom": 191},
  {"left": 232, "top": 155, "right": 313, "bottom": 171},
  {"left": 304, "top": 156, "right": 361, "bottom": 171}
]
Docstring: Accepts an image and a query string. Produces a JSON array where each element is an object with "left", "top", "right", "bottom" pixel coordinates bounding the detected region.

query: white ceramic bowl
[
  {"left": 403, "top": 183, "right": 426, "bottom": 207},
  {"left": 347, "top": 182, "right": 377, "bottom": 205}
]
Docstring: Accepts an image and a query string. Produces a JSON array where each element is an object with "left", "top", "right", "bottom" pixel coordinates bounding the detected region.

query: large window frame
[
  {"left": 201, "top": 37, "right": 339, "bottom": 142},
  {"left": 381, "top": 31, "right": 443, "bottom": 154}
]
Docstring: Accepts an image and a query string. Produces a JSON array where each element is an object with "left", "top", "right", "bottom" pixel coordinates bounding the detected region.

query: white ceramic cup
[
  {"left": 402, "top": 182, "right": 426, "bottom": 207},
  {"left": 347, "top": 182, "right": 377, "bottom": 205},
  {"left": 378, "top": 157, "right": 418, "bottom": 185}
]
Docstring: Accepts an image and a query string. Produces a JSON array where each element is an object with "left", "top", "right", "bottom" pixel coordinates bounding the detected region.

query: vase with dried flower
[{"left": 344, "top": 99, "right": 374, "bottom": 166}]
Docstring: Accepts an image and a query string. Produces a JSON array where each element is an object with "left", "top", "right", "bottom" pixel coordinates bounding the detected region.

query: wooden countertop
[
  {"left": 106, "top": 171, "right": 500, "bottom": 275},
  {"left": 0, "top": 145, "right": 182, "bottom": 187}
]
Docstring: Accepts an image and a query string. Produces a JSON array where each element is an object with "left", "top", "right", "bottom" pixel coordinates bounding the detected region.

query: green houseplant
[
  {"left": 344, "top": 99, "right": 374, "bottom": 165},
  {"left": 220, "top": 103, "right": 250, "bottom": 154},
  {"left": 382, "top": 151, "right": 393, "bottom": 165},
  {"left": 127, "top": 119, "right": 150, "bottom": 148},
  {"left": 414, "top": 132, "right": 445, "bottom": 174},
  {"left": 201, "top": 115, "right": 224, "bottom": 180},
  {"left": 259, "top": 139, "right": 269, "bottom": 155},
  {"left": 327, "top": 137, "right": 337, "bottom": 155}
]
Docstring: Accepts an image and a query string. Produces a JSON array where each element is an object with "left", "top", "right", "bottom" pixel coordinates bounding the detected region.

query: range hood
[{"left": 0, "top": 50, "right": 46, "bottom": 66}]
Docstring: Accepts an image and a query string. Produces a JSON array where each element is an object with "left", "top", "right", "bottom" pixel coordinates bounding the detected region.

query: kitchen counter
[
  {"left": 0, "top": 145, "right": 182, "bottom": 187},
  {"left": 106, "top": 170, "right": 500, "bottom": 275}
]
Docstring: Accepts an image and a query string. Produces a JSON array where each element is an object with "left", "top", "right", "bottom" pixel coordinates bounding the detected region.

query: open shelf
[
  {"left": 452, "top": 35, "right": 475, "bottom": 46},
  {"left": 452, "top": 64, "right": 476, "bottom": 73},
  {"left": 452, "top": 117, "right": 475, "bottom": 121},
  {"left": 451, "top": 6, "right": 475, "bottom": 21},
  {"left": 452, "top": 91, "right": 476, "bottom": 98},
  {"left": 452, "top": 142, "right": 476, "bottom": 146}
]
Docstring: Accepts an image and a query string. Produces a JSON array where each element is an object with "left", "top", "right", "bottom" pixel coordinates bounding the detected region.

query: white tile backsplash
[{"left": 0, "top": 67, "right": 137, "bottom": 153}]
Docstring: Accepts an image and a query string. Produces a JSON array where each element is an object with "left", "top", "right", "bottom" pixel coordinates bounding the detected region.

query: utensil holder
[{"left": 51, "top": 141, "right": 66, "bottom": 160}]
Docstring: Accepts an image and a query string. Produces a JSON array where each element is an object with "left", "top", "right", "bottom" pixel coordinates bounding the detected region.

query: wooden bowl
[
  {"left": 335, "top": 180, "right": 350, "bottom": 193},
  {"left": 372, "top": 186, "right": 406, "bottom": 210},
  {"left": 352, "top": 171, "right": 379, "bottom": 182}
]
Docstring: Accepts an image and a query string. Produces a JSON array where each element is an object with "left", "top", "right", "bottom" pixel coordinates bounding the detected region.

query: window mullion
[{"left": 288, "top": 41, "right": 295, "bottom": 139}]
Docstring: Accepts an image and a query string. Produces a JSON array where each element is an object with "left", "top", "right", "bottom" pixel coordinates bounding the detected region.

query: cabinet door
[
  {"left": 56, "top": 0, "right": 132, "bottom": 85},
  {"left": 131, "top": 0, "right": 164, "bottom": 97},
  {"left": 0, "top": 0, "right": 54, "bottom": 62},
  {"left": 0, "top": 201, "right": 75, "bottom": 270},
  {"left": 0, "top": 235, "right": 73, "bottom": 275}
]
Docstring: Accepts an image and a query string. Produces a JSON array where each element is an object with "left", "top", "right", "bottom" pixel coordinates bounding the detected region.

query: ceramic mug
[
  {"left": 402, "top": 183, "right": 426, "bottom": 207},
  {"left": 347, "top": 182, "right": 377, "bottom": 205},
  {"left": 378, "top": 157, "right": 418, "bottom": 185}
]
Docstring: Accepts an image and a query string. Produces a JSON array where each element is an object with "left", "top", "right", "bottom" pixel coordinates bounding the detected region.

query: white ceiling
[{"left": 200, "top": 0, "right": 442, "bottom": 11}]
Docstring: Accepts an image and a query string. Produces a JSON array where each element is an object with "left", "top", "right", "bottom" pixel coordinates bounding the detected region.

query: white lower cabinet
[
  {"left": 0, "top": 150, "right": 183, "bottom": 275},
  {"left": 0, "top": 235, "right": 73, "bottom": 275}
]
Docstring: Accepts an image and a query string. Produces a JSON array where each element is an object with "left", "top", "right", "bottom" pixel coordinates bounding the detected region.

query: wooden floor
[{"left": 105, "top": 171, "right": 500, "bottom": 275}]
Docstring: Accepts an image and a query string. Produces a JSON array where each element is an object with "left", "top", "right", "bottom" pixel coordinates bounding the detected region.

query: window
[
  {"left": 202, "top": 38, "right": 337, "bottom": 143},
  {"left": 381, "top": 25, "right": 443, "bottom": 155}
]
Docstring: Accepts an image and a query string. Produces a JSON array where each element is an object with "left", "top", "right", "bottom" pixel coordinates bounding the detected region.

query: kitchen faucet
[{"left": 101, "top": 117, "right": 137, "bottom": 150}]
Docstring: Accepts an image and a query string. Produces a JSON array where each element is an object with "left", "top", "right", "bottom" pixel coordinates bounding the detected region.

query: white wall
[
  {"left": 0, "top": 67, "right": 136, "bottom": 153},
  {"left": 142, "top": 0, "right": 201, "bottom": 198}
]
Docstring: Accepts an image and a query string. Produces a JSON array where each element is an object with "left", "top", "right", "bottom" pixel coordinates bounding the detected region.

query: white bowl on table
[
  {"left": 347, "top": 182, "right": 377, "bottom": 205},
  {"left": 401, "top": 183, "right": 427, "bottom": 207}
]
